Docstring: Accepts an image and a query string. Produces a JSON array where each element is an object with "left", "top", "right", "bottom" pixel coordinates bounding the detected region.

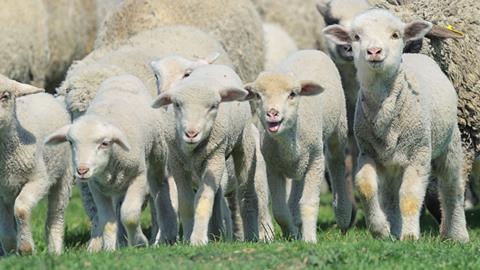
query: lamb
[
  {"left": 323, "top": 9, "right": 469, "bottom": 242},
  {"left": 0, "top": 75, "right": 73, "bottom": 255},
  {"left": 263, "top": 23, "right": 298, "bottom": 70},
  {"left": 45, "top": 75, "right": 177, "bottom": 251},
  {"left": 243, "top": 50, "right": 354, "bottom": 242},
  {"left": 151, "top": 64, "right": 274, "bottom": 245},
  {"left": 58, "top": 26, "right": 231, "bottom": 118},
  {"left": 93, "top": 0, "right": 264, "bottom": 82},
  {"left": 251, "top": 0, "right": 327, "bottom": 51}
]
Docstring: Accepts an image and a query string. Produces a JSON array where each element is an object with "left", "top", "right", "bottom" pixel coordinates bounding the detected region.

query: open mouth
[
  {"left": 267, "top": 120, "right": 282, "bottom": 133},
  {"left": 75, "top": 176, "right": 91, "bottom": 182}
]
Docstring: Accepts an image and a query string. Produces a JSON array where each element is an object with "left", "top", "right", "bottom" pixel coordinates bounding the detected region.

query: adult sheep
[
  {"left": 252, "top": 0, "right": 327, "bottom": 51},
  {"left": 93, "top": 0, "right": 264, "bottom": 82}
]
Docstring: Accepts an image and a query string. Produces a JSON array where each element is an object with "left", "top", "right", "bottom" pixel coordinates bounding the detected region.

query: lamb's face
[
  {"left": 152, "top": 79, "right": 248, "bottom": 152},
  {"left": 323, "top": 9, "right": 432, "bottom": 75},
  {"left": 318, "top": 0, "right": 371, "bottom": 64},
  {"left": 245, "top": 72, "right": 324, "bottom": 135},
  {"left": 44, "top": 116, "right": 130, "bottom": 181}
]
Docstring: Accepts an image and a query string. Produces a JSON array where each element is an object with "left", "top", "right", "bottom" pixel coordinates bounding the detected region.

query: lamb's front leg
[
  {"left": 14, "top": 172, "right": 50, "bottom": 255},
  {"left": 299, "top": 157, "right": 324, "bottom": 243},
  {"left": 0, "top": 201, "right": 16, "bottom": 254},
  {"left": 171, "top": 167, "right": 195, "bottom": 242},
  {"left": 190, "top": 156, "right": 225, "bottom": 246},
  {"left": 89, "top": 183, "right": 117, "bottom": 251},
  {"left": 399, "top": 165, "right": 429, "bottom": 241},
  {"left": 355, "top": 154, "right": 390, "bottom": 238},
  {"left": 120, "top": 174, "right": 149, "bottom": 247}
]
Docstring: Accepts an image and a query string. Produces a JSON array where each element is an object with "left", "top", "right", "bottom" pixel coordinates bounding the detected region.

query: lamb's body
[
  {"left": 94, "top": 0, "right": 264, "bottom": 82},
  {"left": 152, "top": 64, "right": 273, "bottom": 245},
  {"left": 246, "top": 50, "right": 353, "bottom": 242},
  {"left": 0, "top": 80, "right": 72, "bottom": 255}
]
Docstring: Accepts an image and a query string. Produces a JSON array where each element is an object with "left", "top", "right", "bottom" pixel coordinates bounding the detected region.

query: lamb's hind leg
[
  {"left": 46, "top": 173, "right": 72, "bottom": 255},
  {"left": 435, "top": 130, "right": 469, "bottom": 242},
  {"left": 0, "top": 201, "right": 16, "bottom": 254}
]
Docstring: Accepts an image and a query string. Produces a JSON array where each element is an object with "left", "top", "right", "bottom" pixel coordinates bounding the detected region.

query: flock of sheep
[{"left": 0, "top": 0, "right": 479, "bottom": 256}]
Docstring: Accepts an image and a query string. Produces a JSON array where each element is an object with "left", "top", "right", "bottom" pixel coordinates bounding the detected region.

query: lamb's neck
[
  {"left": 358, "top": 65, "right": 404, "bottom": 108},
  {"left": 0, "top": 120, "right": 34, "bottom": 171},
  {"left": 266, "top": 123, "right": 298, "bottom": 151}
]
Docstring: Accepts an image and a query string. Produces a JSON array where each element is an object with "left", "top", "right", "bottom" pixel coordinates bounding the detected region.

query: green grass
[{"left": 2, "top": 188, "right": 480, "bottom": 270}]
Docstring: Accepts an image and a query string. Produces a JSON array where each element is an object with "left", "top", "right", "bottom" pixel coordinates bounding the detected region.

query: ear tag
[{"left": 446, "top": 25, "right": 465, "bottom": 37}]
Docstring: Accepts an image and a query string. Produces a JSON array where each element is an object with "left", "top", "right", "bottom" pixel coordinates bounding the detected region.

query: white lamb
[
  {"left": 262, "top": 23, "right": 298, "bottom": 70},
  {"left": 0, "top": 75, "right": 72, "bottom": 255},
  {"left": 323, "top": 9, "right": 469, "bottom": 242},
  {"left": 244, "top": 50, "right": 354, "bottom": 243},
  {"left": 45, "top": 75, "right": 177, "bottom": 251},
  {"left": 151, "top": 64, "right": 273, "bottom": 245}
]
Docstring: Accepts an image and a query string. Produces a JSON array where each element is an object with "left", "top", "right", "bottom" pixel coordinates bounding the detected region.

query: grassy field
[{"left": 1, "top": 188, "right": 480, "bottom": 269}]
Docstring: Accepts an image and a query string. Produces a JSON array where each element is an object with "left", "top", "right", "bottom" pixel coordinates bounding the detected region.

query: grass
[{"left": 1, "top": 188, "right": 480, "bottom": 269}]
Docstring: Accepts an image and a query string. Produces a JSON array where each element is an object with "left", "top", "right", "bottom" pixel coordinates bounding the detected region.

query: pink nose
[
  {"left": 185, "top": 130, "right": 199, "bottom": 139},
  {"left": 267, "top": 109, "right": 279, "bottom": 118},
  {"left": 367, "top": 47, "right": 382, "bottom": 56},
  {"left": 77, "top": 166, "right": 89, "bottom": 176}
]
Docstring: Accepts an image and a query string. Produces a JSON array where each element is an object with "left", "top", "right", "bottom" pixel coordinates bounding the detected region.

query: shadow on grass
[{"left": 64, "top": 226, "right": 154, "bottom": 249}]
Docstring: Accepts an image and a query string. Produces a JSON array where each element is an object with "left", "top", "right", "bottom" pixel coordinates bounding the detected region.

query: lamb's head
[
  {"left": 150, "top": 53, "right": 220, "bottom": 94},
  {"left": 317, "top": 0, "right": 372, "bottom": 64},
  {"left": 245, "top": 71, "right": 324, "bottom": 135},
  {"left": 323, "top": 9, "right": 431, "bottom": 76},
  {"left": 44, "top": 115, "right": 130, "bottom": 180},
  {"left": 151, "top": 65, "right": 247, "bottom": 151},
  {"left": 0, "top": 75, "right": 44, "bottom": 130}
]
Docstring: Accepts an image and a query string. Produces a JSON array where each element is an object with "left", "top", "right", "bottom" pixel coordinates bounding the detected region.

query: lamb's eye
[
  {"left": 210, "top": 104, "right": 217, "bottom": 110},
  {"left": 174, "top": 102, "right": 180, "bottom": 108},
  {"left": 154, "top": 74, "right": 159, "bottom": 81},
  {"left": 184, "top": 69, "right": 192, "bottom": 78},
  {"left": 99, "top": 141, "right": 110, "bottom": 149},
  {"left": 391, "top": 32, "right": 400, "bottom": 39},
  {"left": 0, "top": 92, "right": 10, "bottom": 102},
  {"left": 288, "top": 92, "right": 297, "bottom": 99},
  {"left": 353, "top": 34, "right": 360, "bottom": 41}
]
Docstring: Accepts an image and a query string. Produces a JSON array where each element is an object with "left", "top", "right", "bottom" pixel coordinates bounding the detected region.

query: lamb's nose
[
  {"left": 185, "top": 130, "right": 199, "bottom": 139},
  {"left": 367, "top": 47, "right": 382, "bottom": 56},
  {"left": 266, "top": 109, "right": 279, "bottom": 118},
  {"left": 77, "top": 166, "right": 89, "bottom": 176}
]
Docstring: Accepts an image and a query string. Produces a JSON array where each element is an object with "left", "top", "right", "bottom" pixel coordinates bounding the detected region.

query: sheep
[
  {"left": 58, "top": 26, "right": 231, "bottom": 119},
  {"left": 243, "top": 50, "right": 353, "bottom": 242},
  {"left": 251, "top": 0, "right": 327, "bottom": 51},
  {"left": 0, "top": 0, "right": 49, "bottom": 87},
  {"left": 151, "top": 64, "right": 274, "bottom": 245},
  {"left": 263, "top": 23, "right": 298, "bottom": 70},
  {"left": 46, "top": 74, "right": 177, "bottom": 251},
  {"left": 370, "top": 0, "right": 480, "bottom": 207},
  {"left": 323, "top": 9, "right": 469, "bottom": 242},
  {"left": 93, "top": 0, "right": 264, "bottom": 82},
  {"left": 0, "top": 75, "right": 73, "bottom": 255}
]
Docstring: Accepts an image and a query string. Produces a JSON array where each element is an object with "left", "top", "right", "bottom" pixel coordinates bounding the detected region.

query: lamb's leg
[
  {"left": 14, "top": 173, "right": 50, "bottom": 255},
  {"left": 190, "top": 155, "right": 225, "bottom": 246},
  {"left": 326, "top": 134, "right": 354, "bottom": 233},
  {"left": 172, "top": 167, "right": 195, "bottom": 242},
  {"left": 120, "top": 174, "right": 149, "bottom": 247},
  {"left": 79, "top": 182, "right": 101, "bottom": 251},
  {"left": 379, "top": 170, "right": 401, "bottom": 239},
  {"left": 252, "top": 146, "right": 274, "bottom": 242},
  {"left": 299, "top": 156, "right": 324, "bottom": 243},
  {"left": 89, "top": 183, "right": 116, "bottom": 251},
  {"left": 149, "top": 174, "right": 178, "bottom": 245},
  {"left": 399, "top": 165, "right": 429, "bottom": 241},
  {"left": 355, "top": 154, "right": 390, "bottom": 238},
  {"left": 435, "top": 131, "right": 469, "bottom": 242},
  {"left": 269, "top": 171, "right": 297, "bottom": 239},
  {"left": 288, "top": 179, "right": 302, "bottom": 235},
  {"left": 208, "top": 187, "right": 227, "bottom": 241},
  {"left": 45, "top": 173, "right": 72, "bottom": 255},
  {"left": 225, "top": 189, "right": 244, "bottom": 241},
  {"left": 0, "top": 201, "right": 16, "bottom": 254}
]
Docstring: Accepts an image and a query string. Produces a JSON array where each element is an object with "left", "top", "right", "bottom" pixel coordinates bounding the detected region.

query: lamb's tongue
[{"left": 268, "top": 122, "right": 280, "bottom": 133}]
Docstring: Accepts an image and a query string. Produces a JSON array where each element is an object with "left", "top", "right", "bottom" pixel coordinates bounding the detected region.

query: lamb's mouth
[
  {"left": 367, "top": 59, "right": 385, "bottom": 68},
  {"left": 267, "top": 120, "right": 283, "bottom": 133}
]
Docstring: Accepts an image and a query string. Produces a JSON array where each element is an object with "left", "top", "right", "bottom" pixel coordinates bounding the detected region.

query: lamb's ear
[
  {"left": 152, "top": 92, "right": 173, "bottom": 108},
  {"left": 426, "top": 24, "right": 465, "bottom": 39},
  {"left": 404, "top": 20, "right": 433, "bottom": 42},
  {"left": 109, "top": 125, "right": 131, "bottom": 151},
  {"left": 44, "top": 125, "right": 72, "bottom": 145},
  {"left": 243, "top": 83, "right": 259, "bottom": 101},
  {"left": 203, "top": 52, "right": 221, "bottom": 64},
  {"left": 323, "top": 25, "right": 352, "bottom": 45},
  {"left": 299, "top": 80, "right": 324, "bottom": 96},
  {"left": 219, "top": 87, "right": 248, "bottom": 102},
  {"left": 11, "top": 80, "right": 44, "bottom": 97},
  {"left": 316, "top": 0, "right": 330, "bottom": 16},
  {"left": 150, "top": 60, "right": 165, "bottom": 93}
]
